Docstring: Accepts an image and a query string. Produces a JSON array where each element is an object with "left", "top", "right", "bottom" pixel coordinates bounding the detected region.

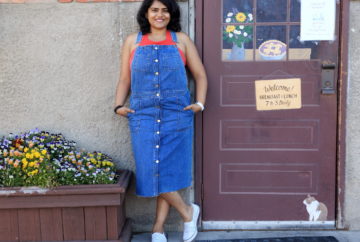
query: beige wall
[
  {"left": 345, "top": 0, "right": 360, "bottom": 231},
  {"left": 0, "top": 1, "right": 190, "bottom": 232}
]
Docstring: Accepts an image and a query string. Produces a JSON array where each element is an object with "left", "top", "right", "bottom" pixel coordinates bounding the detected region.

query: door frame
[{"left": 194, "top": 0, "right": 349, "bottom": 229}]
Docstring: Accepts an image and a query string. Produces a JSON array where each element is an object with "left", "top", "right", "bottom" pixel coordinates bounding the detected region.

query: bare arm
[
  {"left": 114, "top": 34, "right": 137, "bottom": 117},
  {"left": 178, "top": 32, "right": 208, "bottom": 112}
]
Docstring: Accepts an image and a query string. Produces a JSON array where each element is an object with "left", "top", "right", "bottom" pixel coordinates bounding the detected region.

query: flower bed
[
  {"left": 0, "top": 129, "right": 117, "bottom": 187},
  {"left": 0, "top": 129, "right": 132, "bottom": 241}
]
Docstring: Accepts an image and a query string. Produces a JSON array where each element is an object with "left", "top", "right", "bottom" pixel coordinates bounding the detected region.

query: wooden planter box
[{"left": 0, "top": 170, "right": 132, "bottom": 242}]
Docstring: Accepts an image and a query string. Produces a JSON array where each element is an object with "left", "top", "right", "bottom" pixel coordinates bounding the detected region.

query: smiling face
[{"left": 146, "top": 0, "right": 171, "bottom": 31}]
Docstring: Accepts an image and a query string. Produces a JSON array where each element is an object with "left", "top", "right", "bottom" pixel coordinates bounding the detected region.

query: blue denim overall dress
[{"left": 128, "top": 31, "right": 193, "bottom": 197}]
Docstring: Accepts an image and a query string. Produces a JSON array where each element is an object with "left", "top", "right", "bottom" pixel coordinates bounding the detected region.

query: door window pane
[
  {"left": 257, "top": 0, "right": 287, "bottom": 23},
  {"left": 289, "top": 25, "right": 319, "bottom": 60},
  {"left": 223, "top": 0, "right": 253, "bottom": 24},
  {"left": 222, "top": 0, "right": 254, "bottom": 61},
  {"left": 256, "top": 26, "right": 287, "bottom": 61},
  {"left": 222, "top": 27, "right": 254, "bottom": 61},
  {"left": 290, "top": 0, "right": 301, "bottom": 22}
]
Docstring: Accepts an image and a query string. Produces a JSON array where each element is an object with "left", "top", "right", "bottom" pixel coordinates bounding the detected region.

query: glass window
[
  {"left": 289, "top": 25, "right": 320, "bottom": 60},
  {"left": 256, "top": 0, "right": 287, "bottom": 23},
  {"left": 290, "top": 0, "right": 301, "bottom": 22},
  {"left": 221, "top": 0, "right": 323, "bottom": 62},
  {"left": 223, "top": 0, "right": 253, "bottom": 23},
  {"left": 256, "top": 26, "right": 287, "bottom": 61},
  {"left": 222, "top": 0, "right": 254, "bottom": 61}
]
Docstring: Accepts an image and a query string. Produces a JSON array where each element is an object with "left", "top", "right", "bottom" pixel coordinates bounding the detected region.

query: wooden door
[{"left": 199, "top": 0, "right": 339, "bottom": 228}]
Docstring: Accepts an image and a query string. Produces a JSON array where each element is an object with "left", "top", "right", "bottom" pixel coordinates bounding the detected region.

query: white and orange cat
[{"left": 303, "top": 195, "right": 328, "bottom": 221}]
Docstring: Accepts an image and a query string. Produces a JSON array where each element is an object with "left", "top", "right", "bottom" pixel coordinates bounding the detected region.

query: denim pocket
[
  {"left": 130, "top": 98, "right": 141, "bottom": 112},
  {"left": 129, "top": 120, "right": 141, "bottom": 134},
  {"left": 132, "top": 48, "right": 153, "bottom": 72},
  {"left": 159, "top": 49, "right": 183, "bottom": 70},
  {"left": 176, "top": 93, "right": 193, "bottom": 131},
  {"left": 176, "top": 92, "right": 191, "bottom": 109}
]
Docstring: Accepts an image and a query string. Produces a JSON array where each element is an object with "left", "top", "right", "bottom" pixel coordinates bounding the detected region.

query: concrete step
[{"left": 132, "top": 230, "right": 360, "bottom": 242}]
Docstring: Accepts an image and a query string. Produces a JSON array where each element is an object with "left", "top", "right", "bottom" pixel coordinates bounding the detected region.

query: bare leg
[
  {"left": 152, "top": 196, "right": 170, "bottom": 233},
  {"left": 160, "top": 191, "right": 193, "bottom": 222}
]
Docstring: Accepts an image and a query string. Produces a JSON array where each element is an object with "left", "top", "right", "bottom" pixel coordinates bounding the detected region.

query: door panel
[{"left": 202, "top": 0, "right": 338, "bottom": 224}]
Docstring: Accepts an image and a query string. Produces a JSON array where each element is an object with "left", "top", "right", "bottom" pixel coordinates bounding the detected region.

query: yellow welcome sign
[{"left": 255, "top": 78, "right": 302, "bottom": 111}]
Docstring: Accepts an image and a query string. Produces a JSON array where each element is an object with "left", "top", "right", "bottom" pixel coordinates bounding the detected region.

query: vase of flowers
[
  {"left": 223, "top": 10, "right": 253, "bottom": 60},
  {"left": 230, "top": 42, "right": 245, "bottom": 61},
  {"left": 0, "top": 129, "right": 132, "bottom": 242}
]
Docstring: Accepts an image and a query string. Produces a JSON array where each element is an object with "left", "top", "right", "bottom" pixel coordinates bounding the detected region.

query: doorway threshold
[{"left": 202, "top": 221, "right": 336, "bottom": 230}]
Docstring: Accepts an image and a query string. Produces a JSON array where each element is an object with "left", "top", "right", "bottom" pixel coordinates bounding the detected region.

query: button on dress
[{"left": 128, "top": 31, "right": 194, "bottom": 197}]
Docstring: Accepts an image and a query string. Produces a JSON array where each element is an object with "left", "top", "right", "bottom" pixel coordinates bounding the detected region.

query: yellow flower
[
  {"left": 26, "top": 153, "right": 31, "bottom": 159},
  {"left": 24, "top": 147, "right": 29, "bottom": 152},
  {"left": 28, "top": 169, "right": 39, "bottom": 176},
  {"left": 22, "top": 158, "right": 27, "bottom": 163},
  {"left": 226, "top": 25, "right": 235, "bottom": 33},
  {"left": 41, "top": 149, "right": 47, "bottom": 155},
  {"left": 236, "top": 12, "right": 246, "bottom": 22},
  {"left": 34, "top": 152, "right": 41, "bottom": 158},
  {"left": 29, "top": 162, "right": 35, "bottom": 167}
]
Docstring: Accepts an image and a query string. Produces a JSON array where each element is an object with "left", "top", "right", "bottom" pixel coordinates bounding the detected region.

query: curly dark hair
[{"left": 137, "top": 0, "right": 181, "bottom": 34}]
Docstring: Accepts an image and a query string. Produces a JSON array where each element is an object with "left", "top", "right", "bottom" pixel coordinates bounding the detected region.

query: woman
[{"left": 114, "top": 0, "right": 207, "bottom": 241}]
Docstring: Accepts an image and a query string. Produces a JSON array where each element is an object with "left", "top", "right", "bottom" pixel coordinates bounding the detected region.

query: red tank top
[{"left": 129, "top": 31, "right": 186, "bottom": 68}]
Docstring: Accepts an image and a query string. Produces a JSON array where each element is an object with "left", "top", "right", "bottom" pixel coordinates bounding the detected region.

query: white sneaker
[
  {"left": 183, "top": 203, "right": 200, "bottom": 242},
  {"left": 151, "top": 232, "right": 167, "bottom": 242}
]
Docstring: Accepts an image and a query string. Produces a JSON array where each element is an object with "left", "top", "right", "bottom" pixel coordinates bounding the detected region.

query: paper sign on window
[
  {"left": 300, "top": 0, "right": 336, "bottom": 41},
  {"left": 255, "top": 78, "right": 302, "bottom": 111}
]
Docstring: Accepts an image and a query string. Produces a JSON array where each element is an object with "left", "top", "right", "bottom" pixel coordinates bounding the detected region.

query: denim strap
[
  {"left": 170, "top": 31, "right": 178, "bottom": 43},
  {"left": 135, "top": 32, "right": 143, "bottom": 44}
]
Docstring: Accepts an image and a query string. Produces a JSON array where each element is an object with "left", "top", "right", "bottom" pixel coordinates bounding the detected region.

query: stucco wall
[
  {"left": 0, "top": 1, "right": 190, "bottom": 232},
  {"left": 345, "top": 0, "right": 360, "bottom": 231}
]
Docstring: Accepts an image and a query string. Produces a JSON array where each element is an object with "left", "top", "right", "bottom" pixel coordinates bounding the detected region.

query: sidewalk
[{"left": 132, "top": 230, "right": 360, "bottom": 242}]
